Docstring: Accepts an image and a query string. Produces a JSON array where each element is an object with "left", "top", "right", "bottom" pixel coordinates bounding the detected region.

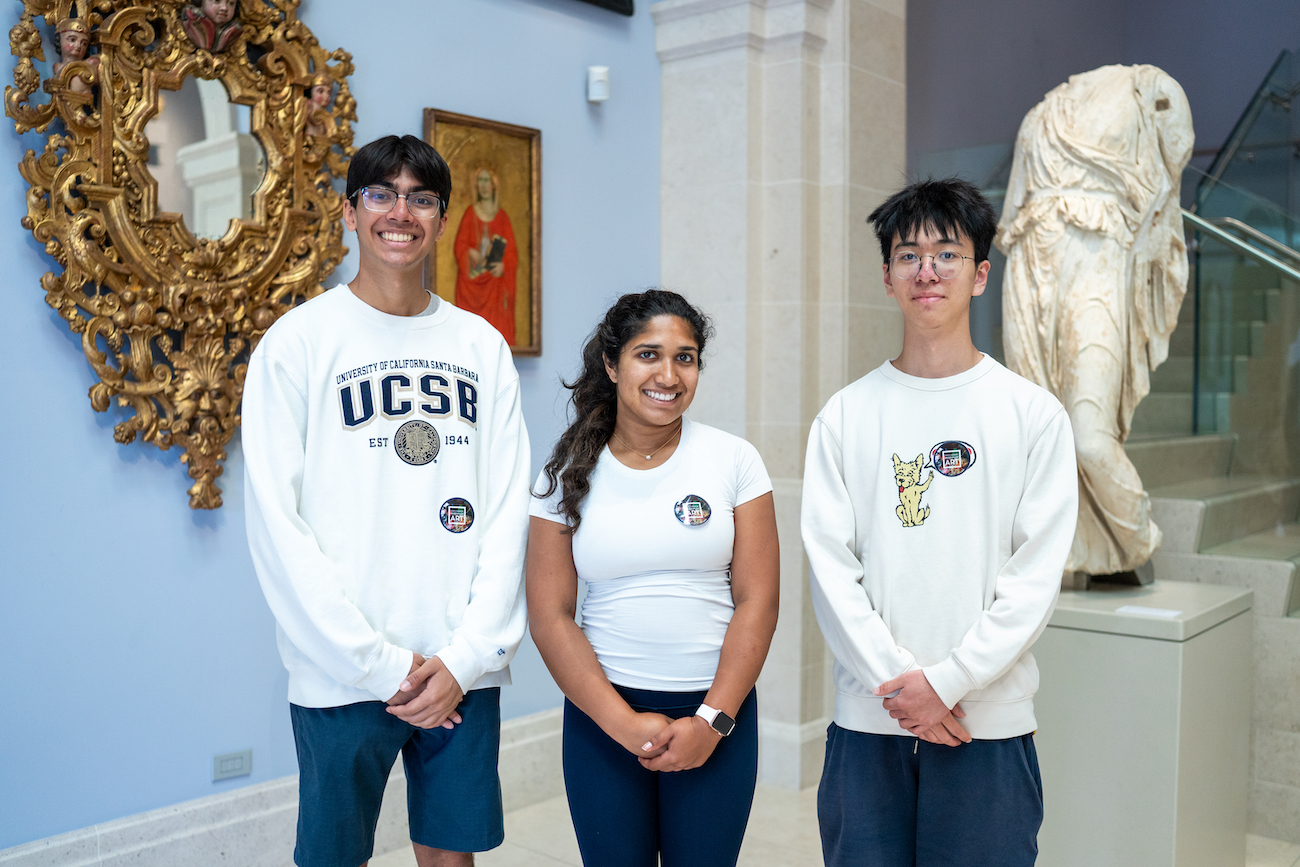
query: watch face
[{"left": 712, "top": 711, "right": 737, "bottom": 737}]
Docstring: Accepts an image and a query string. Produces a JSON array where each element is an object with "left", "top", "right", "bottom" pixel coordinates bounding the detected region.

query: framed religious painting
[{"left": 425, "top": 109, "right": 541, "bottom": 356}]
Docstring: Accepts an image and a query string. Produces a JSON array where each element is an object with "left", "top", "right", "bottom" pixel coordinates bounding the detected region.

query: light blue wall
[{"left": 0, "top": 0, "right": 659, "bottom": 848}]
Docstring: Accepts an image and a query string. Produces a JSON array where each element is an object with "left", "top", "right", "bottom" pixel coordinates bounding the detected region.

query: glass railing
[
  {"left": 1187, "top": 48, "right": 1300, "bottom": 477},
  {"left": 1195, "top": 50, "right": 1299, "bottom": 231}
]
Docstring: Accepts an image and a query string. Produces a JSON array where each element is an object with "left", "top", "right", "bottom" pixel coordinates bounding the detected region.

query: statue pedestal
[{"left": 1034, "top": 581, "right": 1253, "bottom": 867}]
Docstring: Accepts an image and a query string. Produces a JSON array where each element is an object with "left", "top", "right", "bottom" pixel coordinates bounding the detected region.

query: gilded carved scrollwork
[{"left": 6, "top": 0, "right": 355, "bottom": 508}]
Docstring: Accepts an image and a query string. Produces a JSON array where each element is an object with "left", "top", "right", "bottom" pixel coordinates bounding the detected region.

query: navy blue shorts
[
  {"left": 289, "top": 688, "right": 503, "bottom": 867},
  {"left": 818, "top": 724, "right": 1043, "bottom": 867},
  {"left": 562, "top": 685, "right": 759, "bottom": 867}
]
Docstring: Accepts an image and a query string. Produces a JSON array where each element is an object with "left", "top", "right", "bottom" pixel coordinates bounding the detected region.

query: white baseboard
[
  {"left": 498, "top": 705, "right": 565, "bottom": 812},
  {"left": 758, "top": 716, "right": 829, "bottom": 791},
  {"left": 0, "top": 707, "right": 564, "bottom": 867}
]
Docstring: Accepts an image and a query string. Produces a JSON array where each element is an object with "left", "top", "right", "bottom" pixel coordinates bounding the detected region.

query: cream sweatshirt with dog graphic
[{"left": 802, "top": 354, "right": 1077, "bottom": 739}]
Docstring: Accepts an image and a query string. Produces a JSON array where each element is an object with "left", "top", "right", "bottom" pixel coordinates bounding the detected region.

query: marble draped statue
[{"left": 996, "top": 64, "right": 1194, "bottom": 578}]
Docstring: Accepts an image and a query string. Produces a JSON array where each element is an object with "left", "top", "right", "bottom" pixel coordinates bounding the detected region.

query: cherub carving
[
  {"left": 181, "top": 0, "right": 242, "bottom": 53},
  {"left": 893, "top": 453, "right": 933, "bottom": 528},
  {"left": 304, "top": 72, "right": 333, "bottom": 137},
  {"left": 52, "top": 17, "right": 98, "bottom": 95}
]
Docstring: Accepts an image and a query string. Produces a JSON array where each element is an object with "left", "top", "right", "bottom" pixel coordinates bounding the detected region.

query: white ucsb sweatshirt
[
  {"left": 242, "top": 287, "right": 531, "bottom": 708},
  {"left": 802, "top": 355, "right": 1077, "bottom": 739}
]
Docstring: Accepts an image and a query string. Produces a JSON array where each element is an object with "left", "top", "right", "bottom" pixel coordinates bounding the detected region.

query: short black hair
[
  {"left": 346, "top": 135, "right": 452, "bottom": 214},
  {"left": 867, "top": 178, "right": 998, "bottom": 263}
]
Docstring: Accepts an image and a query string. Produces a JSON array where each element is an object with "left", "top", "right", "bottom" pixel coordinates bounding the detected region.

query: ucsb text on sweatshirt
[
  {"left": 242, "top": 288, "right": 531, "bottom": 708},
  {"left": 802, "top": 355, "right": 1077, "bottom": 739}
]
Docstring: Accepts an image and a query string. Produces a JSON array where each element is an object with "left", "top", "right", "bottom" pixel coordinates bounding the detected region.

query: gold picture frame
[
  {"left": 424, "top": 108, "right": 541, "bottom": 356},
  {"left": 5, "top": 0, "right": 356, "bottom": 509}
]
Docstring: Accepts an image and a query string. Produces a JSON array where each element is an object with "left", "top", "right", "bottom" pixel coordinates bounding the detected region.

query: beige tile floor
[{"left": 371, "top": 785, "right": 1299, "bottom": 866}]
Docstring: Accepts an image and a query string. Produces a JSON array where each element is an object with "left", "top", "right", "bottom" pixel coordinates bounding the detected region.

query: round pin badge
[
  {"left": 394, "top": 420, "right": 439, "bottom": 466},
  {"left": 440, "top": 498, "right": 475, "bottom": 533},
  {"left": 674, "top": 494, "right": 712, "bottom": 526},
  {"left": 929, "top": 440, "right": 976, "bottom": 477}
]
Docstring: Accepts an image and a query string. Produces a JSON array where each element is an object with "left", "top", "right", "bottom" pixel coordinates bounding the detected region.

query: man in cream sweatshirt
[
  {"left": 243, "top": 135, "right": 530, "bottom": 867},
  {"left": 802, "top": 178, "right": 1078, "bottom": 867}
]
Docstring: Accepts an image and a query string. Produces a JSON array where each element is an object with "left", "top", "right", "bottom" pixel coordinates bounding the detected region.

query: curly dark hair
[{"left": 536, "top": 289, "right": 714, "bottom": 531}]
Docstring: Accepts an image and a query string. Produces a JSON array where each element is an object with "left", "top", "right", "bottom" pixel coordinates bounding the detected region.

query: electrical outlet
[{"left": 213, "top": 749, "right": 252, "bottom": 782}]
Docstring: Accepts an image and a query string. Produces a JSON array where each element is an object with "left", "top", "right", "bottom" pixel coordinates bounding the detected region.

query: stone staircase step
[
  {"left": 1202, "top": 523, "right": 1300, "bottom": 615},
  {"left": 1196, "top": 390, "right": 1234, "bottom": 433},
  {"left": 1228, "top": 288, "right": 1273, "bottom": 322},
  {"left": 1150, "top": 496, "right": 1207, "bottom": 553},
  {"left": 1195, "top": 357, "right": 1252, "bottom": 395},
  {"left": 1266, "top": 287, "right": 1282, "bottom": 321},
  {"left": 1234, "top": 355, "right": 1251, "bottom": 393},
  {"left": 1233, "top": 320, "right": 1268, "bottom": 357},
  {"left": 1148, "top": 475, "right": 1300, "bottom": 551},
  {"left": 1152, "top": 550, "right": 1297, "bottom": 617},
  {"left": 1131, "top": 393, "right": 1194, "bottom": 436},
  {"left": 1207, "top": 523, "right": 1300, "bottom": 561},
  {"left": 1149, "top": 356, "right": 1193, "bottom": 392},
  {"left": 1125, "top": 434, "right": 1233, "bottom": 488}
]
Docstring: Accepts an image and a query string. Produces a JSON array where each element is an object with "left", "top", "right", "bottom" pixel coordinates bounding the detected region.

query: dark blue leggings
[{"left": 562, "top": 685, "right": 759, "bottom": 867}]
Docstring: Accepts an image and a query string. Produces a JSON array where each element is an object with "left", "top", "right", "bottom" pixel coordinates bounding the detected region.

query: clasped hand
[
  {"left": 619, "top": 711, "right": 720, "bottom": 773},
  {"left": 876, "top": 669, "right": 971, "bottom": 747},
  {"left": 386, "top": 653, "right": 464, "bottom": 730}
]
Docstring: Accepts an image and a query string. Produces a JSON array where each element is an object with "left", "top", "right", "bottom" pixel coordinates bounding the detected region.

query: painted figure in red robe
[
  {"left": 453, "top": 168, "right": 518, "bottom": 345},
  {"left": 182, "top": 0, "right": 242, "bottom": 53}
]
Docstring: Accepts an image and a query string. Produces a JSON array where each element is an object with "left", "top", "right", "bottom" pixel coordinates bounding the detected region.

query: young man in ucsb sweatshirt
[
  {"left": 802, "top": 178, "right": 1078, "bottom": 867},
  {"left": 243, "top": 136, "right": 530, "bottom": 867}
]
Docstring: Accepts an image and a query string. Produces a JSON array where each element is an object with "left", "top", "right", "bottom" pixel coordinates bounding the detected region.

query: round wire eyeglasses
[{"left": 890, "top": 251, "right": 976, "bottom": 281}]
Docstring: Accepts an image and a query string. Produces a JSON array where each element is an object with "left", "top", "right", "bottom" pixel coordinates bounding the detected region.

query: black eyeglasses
[{"left": 352, "top": 186, "right": 444, "bottom": 219}]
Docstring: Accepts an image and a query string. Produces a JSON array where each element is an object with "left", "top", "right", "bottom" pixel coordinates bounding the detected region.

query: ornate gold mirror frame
[{"left": 6, "top": 0, "right": 354, "bottom": 508}]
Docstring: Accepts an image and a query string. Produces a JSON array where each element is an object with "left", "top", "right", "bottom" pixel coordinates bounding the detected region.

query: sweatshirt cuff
[
  {"left": 358, "top": 643, "right": 414, "bottom": 703},
  {"left": 921, "top": 657, "right": 975, "bottom": 710},
  {"left": 435, "top": 638, "right": 488, "bottom": 694}
]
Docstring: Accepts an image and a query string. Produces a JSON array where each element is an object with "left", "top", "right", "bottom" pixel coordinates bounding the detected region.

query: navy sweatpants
[
  {"left": 562, "top": 685, "right": 759, "bottom": 867},
  {"left": 818, "top": 723, "right": 1044, "bottom": 867}
]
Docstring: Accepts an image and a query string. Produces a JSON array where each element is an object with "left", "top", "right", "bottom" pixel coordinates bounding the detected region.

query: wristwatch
[{"left": 695, "top": 703, "right": 736, "bottom": 737}]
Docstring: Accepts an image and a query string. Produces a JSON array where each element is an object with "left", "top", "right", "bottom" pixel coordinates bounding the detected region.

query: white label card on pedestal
[{"left": 1115, "top": 605, "right": 1183, "bottom": 618}]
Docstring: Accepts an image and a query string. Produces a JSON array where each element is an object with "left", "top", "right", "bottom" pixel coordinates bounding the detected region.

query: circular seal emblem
[
  {"left": 394, "top": 420, "right": 439, "bottom": 466},
  {"left": 929, "top": 440, "right": 976, "bottom": 477},
  {"left": 674, "top": 494, "right": 712, "bottom": 526},
  {"left": 440, "top": 498, "right": 475, "bottom": 533}
]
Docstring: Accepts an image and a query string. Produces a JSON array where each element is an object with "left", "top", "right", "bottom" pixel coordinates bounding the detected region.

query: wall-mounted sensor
[{"left": 587, "top": 66, "right": 610, "bottom": 103}]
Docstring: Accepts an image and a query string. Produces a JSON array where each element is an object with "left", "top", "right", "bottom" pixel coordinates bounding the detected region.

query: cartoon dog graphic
[{"left": 893, "top": 453, "right": 933, "bottom": 527}]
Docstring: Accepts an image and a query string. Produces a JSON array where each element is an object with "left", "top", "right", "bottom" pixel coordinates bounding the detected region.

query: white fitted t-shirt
[{"left": 530, "top": 419, "right": 772, "bottom": 690}]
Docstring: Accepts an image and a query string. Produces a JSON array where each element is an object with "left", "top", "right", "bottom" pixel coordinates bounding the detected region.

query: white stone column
[{"left": 653, "top": 0, "right": 907, "bottom": 790}]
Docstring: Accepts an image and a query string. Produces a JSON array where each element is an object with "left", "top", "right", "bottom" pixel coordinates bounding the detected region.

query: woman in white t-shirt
[{"left": 528, "top": 290, "right": 780, "bottom": 867}]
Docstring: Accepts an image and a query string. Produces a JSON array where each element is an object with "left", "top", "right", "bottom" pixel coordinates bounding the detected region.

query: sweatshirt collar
[
  {"left": 877, "top": 353, "right": 997, "bottom": 391},
  {"left": 337, "top": 285, "right": 452, "bottom": 330}
]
